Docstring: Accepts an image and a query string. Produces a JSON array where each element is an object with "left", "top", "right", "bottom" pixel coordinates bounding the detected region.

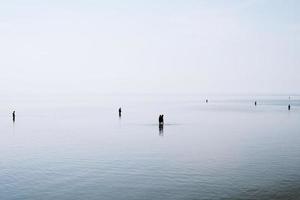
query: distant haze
[{"left": 0, "top": 0, "right": 299, "bottom": 96}]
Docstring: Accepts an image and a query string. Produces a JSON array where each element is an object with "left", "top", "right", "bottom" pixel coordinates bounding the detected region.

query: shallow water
[{"left": 0, "top": 95, "right": 300, "bottom": 200}]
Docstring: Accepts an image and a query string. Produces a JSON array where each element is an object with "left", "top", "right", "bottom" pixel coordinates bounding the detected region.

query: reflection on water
[
  {"left": 0, "top": 95, "right": 300, "bottom": 200},
  {"left": 159, "top": 124, "right": 164, "bottom": 136}
]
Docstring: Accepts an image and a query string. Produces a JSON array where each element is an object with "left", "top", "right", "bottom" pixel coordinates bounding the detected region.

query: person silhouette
[
  {"left": 12, "top": 111, "right": 15, "bottom": 122},
  {"left": 159, "top": 114, "right": 164, "bottom": 125},
  {"left": 288, "top": 104, "right": 291, "bottom": 110},
  {"left": 255, "top": 101, "right": 257, "bottom": 106},
  {"left": 206, "top": 99, "right": 208, "bottom": 103},
  {"left": 118, "top": 107, "right": 122, "bottom": 117}
]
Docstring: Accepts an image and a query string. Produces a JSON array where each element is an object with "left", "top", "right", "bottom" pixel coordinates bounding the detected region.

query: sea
[{"left": 0, "top": 94, "right": 299, "bottom": 200}]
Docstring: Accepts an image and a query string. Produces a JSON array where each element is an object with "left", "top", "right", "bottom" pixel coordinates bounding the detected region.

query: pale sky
[{"left": 0, "top": 0, "right": 299, "bottom": 96}]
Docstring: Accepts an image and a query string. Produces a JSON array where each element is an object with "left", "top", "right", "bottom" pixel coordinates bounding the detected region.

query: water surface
[{"left": 0, "top": 95, "right": 299, "bottom": 200}]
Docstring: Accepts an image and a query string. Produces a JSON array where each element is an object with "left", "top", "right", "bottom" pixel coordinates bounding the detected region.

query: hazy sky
[{"left": 0, "top": 0, "right": 299, "bottom": 96}]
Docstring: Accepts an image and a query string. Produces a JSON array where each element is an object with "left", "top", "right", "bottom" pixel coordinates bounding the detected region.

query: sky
[{"left": 0, "top": 0, "right": 299, "bottom": 96}]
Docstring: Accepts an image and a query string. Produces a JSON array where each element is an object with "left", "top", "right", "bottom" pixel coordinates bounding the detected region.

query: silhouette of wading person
[
  {"left": 159, "top": 114, "right": 164, "bottom": 125},
  {"left": 158, "top": 115, "right": 164, "bottom": 136},
  {"left": 12, "top": 111, "right": 15, "bottom": 122},
  {"left": 118, "top": 107, "right": 122, "bottom": 117}
]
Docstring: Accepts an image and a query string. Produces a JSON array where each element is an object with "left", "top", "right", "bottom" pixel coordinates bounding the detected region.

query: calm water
[{"left": 0, "top": 95, "right": 300, "bottom": 200}]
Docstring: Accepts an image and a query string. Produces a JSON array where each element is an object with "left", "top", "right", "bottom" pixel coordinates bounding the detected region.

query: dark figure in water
[
  {"left": 159, "top": 115, "right": 164, "bottom": 125},
  {"left": 288, "top": 104, "right": 291, "bottom": 110},
  {"left": 206, "top": 99, "right": 208, "bottom": 103},
  {"left": 118, "top": 107, "right": 122, "bottom": 117},
  {"left": 255, "top": 101, "right": 257, "bottom": 106},
  {"left": 12, "top": 111, "right": 15, "bottom": 122}
]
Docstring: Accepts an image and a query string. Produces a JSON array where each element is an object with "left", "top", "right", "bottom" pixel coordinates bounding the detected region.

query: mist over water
[
  {"left": 0, "top": 94, "right": 299, "bottom": 200},
  {"left": 1, "top": 0, "right": 299, "bottom": 199}
]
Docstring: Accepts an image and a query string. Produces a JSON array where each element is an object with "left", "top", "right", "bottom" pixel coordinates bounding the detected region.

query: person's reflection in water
[
  {"left": 12, "top": 111, "right": 15, "bottom": 122},
  {"left": 159, "top": 124, "right": 164, "bottom": 136}
]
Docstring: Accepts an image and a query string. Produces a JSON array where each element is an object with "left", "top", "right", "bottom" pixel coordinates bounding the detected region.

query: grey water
[{"left": 0, "top": 95, "right": 300, "bottom": 200}]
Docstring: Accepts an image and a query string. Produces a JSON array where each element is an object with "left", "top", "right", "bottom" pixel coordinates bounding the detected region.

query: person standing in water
[
  {"left": 12, "top": 111, "right": 15, "bottom": 122},
  {"left": 118, "top": 107, "right": 122, "bottom": 117},
  {"left": 159, "top": 114, "right": 164, "bottom": 125},
  {"left": 288, "top": 104, "right": 291, "bottom": 110},
  {"left": 255, "top": 101, "right": 257, "bottom": 106}
]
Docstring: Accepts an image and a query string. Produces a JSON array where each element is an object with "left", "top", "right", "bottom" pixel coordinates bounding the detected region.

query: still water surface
[{"left": 0, "top": 95, "right": 300, "bottom": 200}]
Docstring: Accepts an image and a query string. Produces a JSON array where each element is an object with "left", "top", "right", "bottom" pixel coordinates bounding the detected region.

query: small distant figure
[
  {"left": 255, "top": 101, "right": 257, "bottom": 106},
  {"left": 118, "top": 107, "right": 122, "bottom": 117},
  {"left": 158, "top": 114, "right": 164, "bottom": 125},
  {"left": 12, "top": 111, "right": 15, "bottom": 122},
  {"left": 288, "top": 104, "right": 291, "bottom": 110},
  {"left": 158, "top": 114, "right": 164, "bottom": 136},
  {"left": 206, "top": 99, "right": 208, "bottom": 103}
]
